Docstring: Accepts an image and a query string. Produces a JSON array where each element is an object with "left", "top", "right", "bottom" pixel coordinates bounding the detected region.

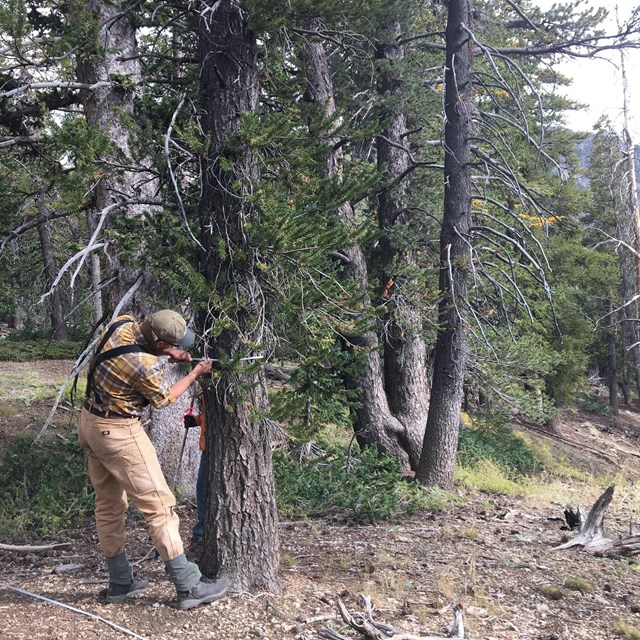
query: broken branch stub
[
  {"left": 555, "top": 486, "right": 640, "bottom": 558},
  {"left": 554, "top": 485, "right": 614, "bottom": 550}
]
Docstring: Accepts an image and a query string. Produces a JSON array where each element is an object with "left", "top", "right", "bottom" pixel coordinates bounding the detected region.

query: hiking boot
[
  {"left": 175, "top": 576, "right": 230, "bottom": 610},
  {"left": 100, "top": 578, "right": 149, "bottom": 603}
]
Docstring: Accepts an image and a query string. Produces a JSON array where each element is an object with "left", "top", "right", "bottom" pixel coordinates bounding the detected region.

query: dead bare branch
[
  {"left": 0, "top": 542, "right": 71, "bottom": 552},
  {"left": 0, "top": 584, "right": 147, "bottom": 639},
  {"left": 0, "top": 81, "right": 112, "bottom": 100},
  {"left": 331, "top": 596, "right": 464, "bottom": 640}
]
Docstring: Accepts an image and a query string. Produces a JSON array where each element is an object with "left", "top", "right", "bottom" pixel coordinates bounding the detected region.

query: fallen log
[
  {"left": 520, "top": 422, "right": 619, "bottom": 464},
  {"left": 604, "top": 536, "right": 640, "bottom": 558},
  {"left": 0, "top": 542, "right": 72, "bottom": 553}
]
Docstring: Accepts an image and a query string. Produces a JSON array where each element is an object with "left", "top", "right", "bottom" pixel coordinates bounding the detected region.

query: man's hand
[
  {"left": 193, "top": 358, "right": 213, "bottom": 376},
  {"left": 170, "top": 358, "right": 212, "bottom": 400},
  {"left": 164, "top": 347, "right": 193, "bottom": 363}
]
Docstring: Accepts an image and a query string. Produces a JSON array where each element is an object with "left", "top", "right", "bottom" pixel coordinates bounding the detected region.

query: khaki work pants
[{"left": 77, "top": 408, "right": 184, "bottom": 561}]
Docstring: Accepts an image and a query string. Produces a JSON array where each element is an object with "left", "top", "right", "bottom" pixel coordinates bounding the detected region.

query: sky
[{"left": 532, "top": 0, "right": 640, "bottom": 137}]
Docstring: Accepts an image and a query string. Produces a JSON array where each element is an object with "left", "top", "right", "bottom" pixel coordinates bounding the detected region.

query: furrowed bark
[
  {"left": 416, "top": 0, "right": 473, "bottom": 489},
  {"left": 302, "top": 37, "right": 416, "bottom": 471},
  {"left": 37, "top": 198, "right": 68, "bottom": 340},
  {"left": 376, "top": 26, "right": 429, "bottom": 469},
  {"left": 198, "top": 0, "right": 279, "bottom": 592}
]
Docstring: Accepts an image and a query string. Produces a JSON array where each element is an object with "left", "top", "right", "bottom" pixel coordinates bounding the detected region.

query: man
[{"left": 78, "top": 309, "right": 230, "bottom": 610}]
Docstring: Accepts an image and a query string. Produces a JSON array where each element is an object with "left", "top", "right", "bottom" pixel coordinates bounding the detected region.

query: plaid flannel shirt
[{"left": 87, "top": 315, "right": 176, "bottom": 416}]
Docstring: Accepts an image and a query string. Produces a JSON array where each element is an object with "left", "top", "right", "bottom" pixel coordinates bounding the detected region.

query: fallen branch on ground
[
  {"left": 0, "top": 584, "right": 147, "bottom": 639},
  {"left": 520, "top": 421, "right": 619, "bottom": 464},
  {"left": 319, "top": 595, "right": 464, "bottom": 639},
  {"left": 0, "top": 542, "right": 72, "bottom": 553}
]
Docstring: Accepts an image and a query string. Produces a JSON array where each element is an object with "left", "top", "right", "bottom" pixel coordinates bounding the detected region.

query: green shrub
[
  {"left": 615, "top": 621, "right": 640, "bottom": 640},
  {"left": 563, "top": 576, "right": 593, "bottom": 593},
  {"left": 0, "top": 432, "right": 93, "bottom": 539},
  {"left": 458, "top": 414, "right": 537, "bottom": 478},
  {"left": 455, "top": 459, "right": 526, "bottom": 495},
  {"left": 0, "top": 338, "right": 82, "bottom": 361},
  {"left": 273, "top": 444, "right": 445, "bottom": 521},
  {"left": 577, "top": 392, "right": 612, "bottom": 415},
  {"left": 538, "top": 584, "right": 567, "bottom": 600}
]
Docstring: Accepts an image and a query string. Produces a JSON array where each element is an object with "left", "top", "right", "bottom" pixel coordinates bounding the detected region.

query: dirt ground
[{"left": 1, "top": 361, "right": 640, "bottom": 640}]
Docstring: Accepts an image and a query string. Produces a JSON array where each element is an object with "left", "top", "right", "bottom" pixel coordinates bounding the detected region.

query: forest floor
[{"left": 1, "top": 361, "right": 640, "bottom": 640}]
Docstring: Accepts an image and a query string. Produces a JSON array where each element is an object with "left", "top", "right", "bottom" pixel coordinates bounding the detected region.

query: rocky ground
[{"left": 1, "top": 361, "right": 640, "bottom": 640}]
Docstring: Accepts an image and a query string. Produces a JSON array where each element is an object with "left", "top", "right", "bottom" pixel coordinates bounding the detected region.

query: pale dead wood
[
  {"left": 554, "top": 486, "right": 614, "bottom": 550},
  {"left": 0, "top": 542, "right": 72, "bottom": 553},
  {"left": 52, "top": 563, "right": 84, "bottom": 574},
  {"left": 318, "top": 628, "right": 350, "bottom": 640},
  {"left": 337, "top": 597, "right": 386, "bottom": 639},
  {"left": 332, "top": 597, "right": 464, "bottom": 640},
  {"left": 361, "top": 595, "right": 401, "bottom": 635},
  {"left": 604, "top": 535, "right": 640, "bottom": 558},
  {"left": 131, "top": 547, "right": 157, "bottom": 565},
  {"left": 556, "top": 486, "right": 640, "bottom": 558}
]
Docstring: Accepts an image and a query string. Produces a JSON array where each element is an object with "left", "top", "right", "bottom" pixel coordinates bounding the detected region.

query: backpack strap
[{"left": 86, "top": 320, "right": 143, "bottom": 404}]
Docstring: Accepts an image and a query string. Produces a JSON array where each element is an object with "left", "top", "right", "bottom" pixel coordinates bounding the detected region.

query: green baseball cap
[{"left": 149, "top": 310, "right": 196, "bottom": 349}]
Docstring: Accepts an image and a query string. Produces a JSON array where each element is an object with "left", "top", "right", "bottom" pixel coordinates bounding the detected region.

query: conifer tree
[
  {"left": 586, "top": 119, "right": 640, "bottom": 403},
  {"left": 415, "top": 0, "right": 640, "bottom": 487},
  {"left": 197, "top": 0, "right": 279, "bottom": 591}
]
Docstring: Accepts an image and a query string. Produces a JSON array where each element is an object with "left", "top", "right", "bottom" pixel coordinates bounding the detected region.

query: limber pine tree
[
  {"left": 375, "top": 21, "right": 431, "bottom": 469},
  {"left": 0, "top": 0, "right": 204, "bottom": 481},
  {"left": 586, "top": 121, "right": 639, "bottom": 407},
  {"left": 76, "top": 0, "right": 162, "bottom": 315},
  {"left": 197, "top": 0, "right": 279, "bottom": 591},
  {"left": 415, "top": 0, "right": 472, "bottom": 488},
  {"left": 36, "top": 195, "right": 68, "bottom": 340},
  {"left": 416, "top": 0, "right": 640, "bottom": 488},
  {"left": 0, "top": 4, "right": 84, "bottom": 335},
  {"left": 301, "top": 31, "right": 425, "bottom": 471},
  {"left": 290, "top": 1, "right": 443, "bottom": 471}
]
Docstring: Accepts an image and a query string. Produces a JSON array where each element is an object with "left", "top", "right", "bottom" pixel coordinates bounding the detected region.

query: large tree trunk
[
  {"left": 198, "top": 0, "right": 279, "bottom": 592},
  {"left": 76, "top": 0, "right": 159, "bottom": 315},
  {"left": 416, "top": 0, "right": 472, "bottom": 489},
  {"left": 619, "top": 51, "right": 640, "bottom": 403},
  {"left": 375, "top": 27, "right": 429, "bottom": 468},
  {"left": 37, "top": 199, "right": 68, "bottom": 340},
  {"left": 302, "top": 37, "right": 421, "bottom": 471},
  {"left": 147, "top": 364, "right": 202, "bottom": 500},
  {"left": 615, "top": 207, "right": 640, "bottom": 403}
]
